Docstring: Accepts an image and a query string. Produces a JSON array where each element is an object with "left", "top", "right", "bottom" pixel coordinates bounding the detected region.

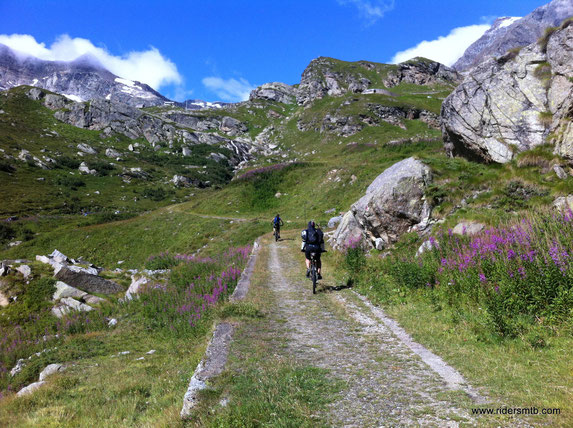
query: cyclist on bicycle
[
  {"left": 272, "top": 214, "right": 284, "bottom": 239},
  {"left": 301, "top": 220, "right": 325, "bottom": 279}
]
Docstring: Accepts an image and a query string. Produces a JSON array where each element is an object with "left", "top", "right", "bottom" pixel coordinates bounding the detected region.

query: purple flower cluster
[
  {"left": 413, "top": 210, "right": 573, "bottom": 322},
  {"left": 138, "top": 245, "right": 251, "bottom": 331}
]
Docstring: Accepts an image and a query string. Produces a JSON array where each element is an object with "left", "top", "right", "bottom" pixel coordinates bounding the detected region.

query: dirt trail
[{"left": 262, "top": 237, "right": 479, "bottom": 427}]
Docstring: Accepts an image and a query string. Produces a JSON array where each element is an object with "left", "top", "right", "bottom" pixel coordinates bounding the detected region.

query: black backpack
[{"left": 306, "top": 227, "right": 319, "bottom": 245}]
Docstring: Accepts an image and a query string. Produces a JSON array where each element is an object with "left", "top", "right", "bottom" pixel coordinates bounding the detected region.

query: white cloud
[
  {"left": 0, "top": 33, "right": 182, "bottom": 90},
  {"left": 390, "top": 24, "right": 491, "bottom": 66},
  {"left": 202, "top": 77, "right": 256, "bottom": 102},
  {"left": 338, "top": 0, "right": 395, "bottom": 25}
]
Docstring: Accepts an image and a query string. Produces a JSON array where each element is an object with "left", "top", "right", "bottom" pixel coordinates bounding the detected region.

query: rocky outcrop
[
  {"left": 453, "top": 0, "right": 573, "bottom": 71},
  {"left": 296, "top": 57, "right": 372, "bottom": 105},
  {"left": 441, "top": 22, "right": 573, "bottom": 163},
  {"left": 383, "top": 58, "right": 461, "bottom": 88},
  {"left": 330, "top": 157, "right": 432, "bottom": 250},
  {"left": 219, "top": 116, "right": 248, "bottom": 136},
  {"left": 28, "top": 89, "right": 253, "bottom": 166},
  {"left": 249, "top": 82, "right": 297, "bottom": 104},
  {"left": 296, "top": 56, "right": 459, "bottom": 106},
  {"left": 368, "top": 104, "right": 440, "bottom": 129}
]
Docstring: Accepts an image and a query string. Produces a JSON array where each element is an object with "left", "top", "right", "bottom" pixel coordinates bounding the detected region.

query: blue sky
[{"left": 0, "top": 0, "right": 548, "bottom": 102}]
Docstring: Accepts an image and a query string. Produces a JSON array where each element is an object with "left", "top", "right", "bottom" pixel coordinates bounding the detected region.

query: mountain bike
[
  {"left": 309, "top": 252, "right": 319, "bottom": 294},
  {"left": 273, "top": 227, "right": 280, "bottom": 241}
]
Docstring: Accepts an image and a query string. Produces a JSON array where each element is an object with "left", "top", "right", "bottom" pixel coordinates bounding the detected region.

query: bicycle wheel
[
  {"left": 275, "top": 229, "right": 279, "bottom": 241},
  {"left": 311, "top": 265, "right": 317, "bottom": 294}
]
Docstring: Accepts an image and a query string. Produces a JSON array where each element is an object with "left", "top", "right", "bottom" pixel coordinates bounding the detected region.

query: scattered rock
[
  {"left": 51, "top": 297, "right": 93, "bottom": 318},
  {"left": 55, "top": 268, "right": 123, "bottom": 295},
  {"left": 16, "top": 381, "right": 46, "bottom": 397},
  {"left": 0, "top": 262, "right": 11, "bottom": 277},
  {"left": 10, "top": 359, "right": 25, "bottom": 376},
  {"left": 554, "top": 165, "right": 568, "bottom": 180},
  {"left": 53, "top": 281, "right": 88, "bottom": 300},
  {"left": 0, "top": 291, "right": 9, "bottom": 307},
  {"left": 105, "top": 148, "right": 121, "bottom": 158},
  {"left": 108, "top": 318, "right": 118, "bottom": 327},
  {"left": 125, "top": 275, "right": 151, "bottom": 300},
  {"left": 553, "top": 195, "right": 573, "bottom": 212},
  {"left": 83, "top": 295, "right": 106, "bottom": 305},
  {"left": 327, "top": 216, "right": 343, "bottom": 229},
  {"left": 77, "top": 143, "right": 97, "bottom": 155},
  {"left": 416, "top": 239, "right": 436, "bottom": 257},
  {"left": 452, "top": 221, "right": 486, "bottom": 236},
  {"left": 15, "top": 264, "right": 32, "bottom": 278},
  {"left": 78, "top": 162, "right": 97, "bottom": 175},
  {"left": 39, "top": 363, "right": 65, "bottom": 381},
  {"left": 50, "top": 249, "right": 69, "bottom": 264},
  {"left": 147, "top": 350, "right": 156, "bottom": 354}
]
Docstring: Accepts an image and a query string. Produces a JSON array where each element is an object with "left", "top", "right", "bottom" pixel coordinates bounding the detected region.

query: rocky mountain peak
[
  {"left": 453, "top": 0, "right": 573, "bottom": 71},
  {"left": 0, "top": 44, "right": 170, "bottom": 107}
]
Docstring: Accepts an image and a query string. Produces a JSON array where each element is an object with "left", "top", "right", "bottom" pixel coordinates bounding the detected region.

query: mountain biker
[
  {"left": 272, "top": 214, "right": 284, "bottom": 239},
  {"left": 301, "top": 220, "right": 325, "bottom": 279}
]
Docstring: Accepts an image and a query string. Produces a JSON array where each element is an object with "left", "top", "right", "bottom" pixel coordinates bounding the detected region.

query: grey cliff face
[
  {"left": 330, "top": 157, "right": 432, "bottom": 250},
  {"left": 441, "top": 22, "right": 573, "bottom": 163},
  {"left": 453, "top": 0, "right": 573, "bottom": 71},
  {"left": 0, "top": 45, "right": 169, "bottom": 107}
]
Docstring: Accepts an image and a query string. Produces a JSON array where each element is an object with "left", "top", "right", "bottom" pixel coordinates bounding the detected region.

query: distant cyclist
[
  {"left": 272, "top": 213, "right": 284, "bottom": 240},
  {"left": 301, "top": 220, "right": 325, "bottom": 279}
]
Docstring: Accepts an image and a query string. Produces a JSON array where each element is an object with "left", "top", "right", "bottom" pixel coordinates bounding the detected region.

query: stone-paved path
[{"left": 263, "top": 238, "right": 480, "bottom": 427}]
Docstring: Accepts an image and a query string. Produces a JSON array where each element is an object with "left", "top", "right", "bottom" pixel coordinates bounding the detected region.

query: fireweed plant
[
  {"left": 134, "top": 246, "right": 251, "bottom": 334},
  {"left": 0, "top": 245, "right": 251, "bottom": 396},
  {"left": 355, "top": 210, "right": 573, "bottom": 337}
]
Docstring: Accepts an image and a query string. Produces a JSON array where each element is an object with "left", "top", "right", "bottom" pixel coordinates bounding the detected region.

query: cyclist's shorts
[{"left": 305, "top": 244, "right": 321, "bottom": 260}]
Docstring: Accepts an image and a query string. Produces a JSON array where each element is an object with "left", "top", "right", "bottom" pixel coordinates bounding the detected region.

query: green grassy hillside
[{"left": 1, "top": 56, "right": 573, "bottom": 426}]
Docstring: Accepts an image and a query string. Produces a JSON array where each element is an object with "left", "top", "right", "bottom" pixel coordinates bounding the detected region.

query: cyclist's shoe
[
  {"left": 318, "top": 274, "right": 323, "bottom": 280},
  {"left": 306, "top": 269, "right": 310, "bottom": 278}
]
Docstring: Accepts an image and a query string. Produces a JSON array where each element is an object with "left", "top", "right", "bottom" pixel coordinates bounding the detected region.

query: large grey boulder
[
  {"left": 330, "top": 157, "right": 432, "bottom": 250},
  {"left": 249, "top": 82, "right": 297, "bottom": 104},
  {"left": 442, "top": 23, "right": 573, "bottom": 163},
  {"left": 55, "top": 267, "right": 122, "bottom": 295}
]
